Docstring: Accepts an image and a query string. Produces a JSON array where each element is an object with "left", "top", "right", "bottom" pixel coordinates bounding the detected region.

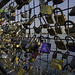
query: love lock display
[{"left": 54, "top": 7, "right": 66, "bottom": 26}]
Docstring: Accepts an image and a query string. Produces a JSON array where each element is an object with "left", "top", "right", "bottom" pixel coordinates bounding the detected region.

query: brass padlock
[
  {"left": 64, "top": 20, "right": 75, "bottom": 38},
  {"left": 45, "top": 14, "right": 54, "bottom": 24},
  {"left": 50, "top": 51, "right": 64, "bottom": 70},
  {"left": 40, "top": 5, "right": 54, "bottom": 15},
  {"left": 21, "top": 12, "right": 27, "bottom": 18},
  {"left": 54, "top": 7, "right": 66, "bottom": 26},
  {"left": 55, "top": 23, "right": 63, "bottom": 34},
  {"left": 28, "top": 57, "right": 35, "bottom": 63},
  {"left": 27, "top": 15, "right": 36, "bottom": 25},
  {"left": 47, "top": 24, "right": 57, "bottom": 36},
  {"left": 65, "top": 35, "right": 75, "bottom": 52},
  {"left": 54, "top": 35, "right": 67, "bottom": 50}
]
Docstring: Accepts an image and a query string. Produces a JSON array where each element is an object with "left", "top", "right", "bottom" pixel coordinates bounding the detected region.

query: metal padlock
[
  {"left": 53, "top": 0, "right": 65, "bottom": 5},
  {"left": 54, "top": 35, "right": 67, "bottom": 50},
  {"left": 69, "top": 6, "right": 75, "bottom": 16},
  {"left": 65, "top": 35, "right": 75, "bottom": 52},
  {"left": 24, "top": 0, "right": 32, "bottom": 5},
  {"left": 64, "top": 20, "right": 75, "bottom": 38},
  {"left": 47, "top": 25, "right": 57, "bottom": 36},
  {"left": 70, "top": 56, "right": 75, "bottom": 69},
  {"left": 18, "top": 68, "right": 26, "bottom": 75},
  {"left": 45, "top": 14, "right": 54, "bottom": 24},
  {"left": 21, "top": 12, "right": 27, "bottom": 18},
  {"left": 27, "top": 15, "right": 36, "bottom": 25},
  {"left": 10, "top": 5, "right": 19, "bottom": 13},
  {"left": 50, "top": 51, "right": 64, "bottom": 70},
  {"left": 55, "top": 23, "right": 63, "bottom": 34},
  {"left": 15, "top": 0, "right": 32, "bottom": 5},
  {"left": 54, "top": 7, "right": 66, "bottom": 26},
  {"left": 33, "top": 25, "right": 42, "bottom": 34},
  {"left": 40, "top": 5, "right": 54, "bottom": 15}
]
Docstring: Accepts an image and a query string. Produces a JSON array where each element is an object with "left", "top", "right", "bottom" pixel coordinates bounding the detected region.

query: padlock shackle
[
  {"left": 52, "top": 51, "right": 64, "bottom": 60},
  {"left": 54, "top": 35, "right": 62, "bottom": 42},
  {"left": 55, "top": 23, "right": 61, "bottom": 28},
  {"left": 64, "top": 20, "right": 75, "bottom": 29},
  {"left": 65, "top": 35, "right": 75, "bottom": 45},
  {"left": 53, "top": 7, "right": 64, "bottom": 16}
]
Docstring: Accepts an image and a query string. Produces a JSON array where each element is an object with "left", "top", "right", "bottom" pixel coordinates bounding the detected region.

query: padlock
[
  {"left": 70, "top": 56, "right": 75, "bottom": 69},
  {"left": 50, "top": 51, "right": 64, "bottom": 70},
  {"left": 15, "top": 0, "right": 32, "bottom": 6},
  {"left": 32, "top": 52, "right": 40, "bottom": 58},
  {"left": 15, "top": 0, "right": 23, "bottom": 5},
  {"left": 29, "top": 40, "right": 40, "bottom": 53},
  {"left": 62, "top": 61, "right": 75, "bottom": 75},
  {"left": 5, "top": 34, "right": 11, "bottom": 43},
  {"left": 27, "top": 15, "right": 36, "bottom": 25},
  {"left": 24, "top": 53, "right": 28, "bottom": 58},
  {"left": 40, "top": 5, "right": 54, "bottom": 15},
  {"left": 28, "top": 57, "right": 35, "bottom": 63},
  {"left": 55, "top": 23, "right": 63, "bottom": 34},
  {"left": 10, "top": 5, "right": 19, "bottom": 13},
  {"left": 21, "top": 12, "right": 27, "bottom": 18},
  {"left": 47, "top": 24, "right": 57, "bottom": 36},
  {"left": 65, "top": 35, "right": 75, "bottom": 52},
  {"left": 45, "top": 14, "right": 54, "bottom": 24},
  {"left": 0, "top": 28, "right": 3, "bottom": 35},
  {"left": 40, "top": 0, "right": 45, "bottom": 3},
  {"left": 40, "top": 36, "right": 51, "bottom": 53},
  {"left": 53, "top": 0, "right": 65, "bottom": 5},
  {"left": 0, "top": 8, "right": 6, "bottom": 14},
  {"left": 41, "top": 42, "right": 51, "bottom": 53},
  {"left": 0, "top": 0, "right": 10, "bottom": 9},
  {"left": 64, "top": 20, "right": 75, "bottom": 38},
  {"left": 54, "top": 7, "right": 66, "bottom": 26},
  {"left": 24, "top": 0, "right": 32, "bottom": 5},
  {"left": 33, "top": 25, "right": 42, "bottom": 34},
  {"left": 18, "top": 68, "right": 26, "bottom": 75},
  {"left": 69, "top": 6, "right": 75, "bottom": 16},
  {"left": 54, "top": 35, "right": 67, "bottom": 50}
]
